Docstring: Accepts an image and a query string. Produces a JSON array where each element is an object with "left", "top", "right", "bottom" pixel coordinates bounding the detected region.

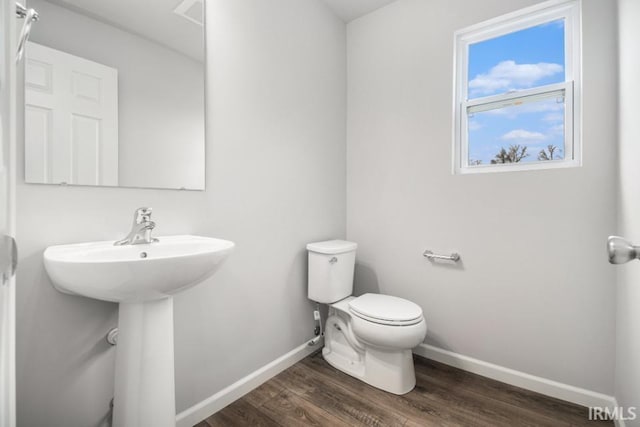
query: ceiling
[
  {"left": 42, "top": 0, "right": 204, "bottom": 61},
  {"left": 321, "top": 0, "right": 398, "bottom": 22},
  {"left": 39, "top": 0, "right": 398, "bottom": 62}
]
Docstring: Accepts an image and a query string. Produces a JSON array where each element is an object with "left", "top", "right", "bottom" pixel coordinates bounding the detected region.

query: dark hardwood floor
[{"left": 195, "top": 351, "right": 612, "bottom": 427}]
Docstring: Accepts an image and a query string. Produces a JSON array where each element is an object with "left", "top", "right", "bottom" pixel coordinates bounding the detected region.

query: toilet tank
[{"left": 307, "top": 240, "right": 358, "bottom": 304}]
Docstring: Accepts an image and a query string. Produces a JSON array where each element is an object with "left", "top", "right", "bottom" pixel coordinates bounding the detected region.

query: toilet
[{"left": 307, "top": 240, "right": 427, "bottom": 395}]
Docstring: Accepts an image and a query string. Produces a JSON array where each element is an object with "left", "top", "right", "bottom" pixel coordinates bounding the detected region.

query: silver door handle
[
  {"left": 607, "top": 236, "right": 639, "bottom": 264},
  {"left": 0, "top": 234, "right": 18, "bottom": 285}
]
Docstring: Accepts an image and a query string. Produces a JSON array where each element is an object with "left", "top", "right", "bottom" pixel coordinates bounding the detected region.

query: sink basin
[
  {"left": 44, "top": 235, "right": 235, "bottom": 302},
  {"left": 44, "top": 235, "right": 234, "bottom": 427}
]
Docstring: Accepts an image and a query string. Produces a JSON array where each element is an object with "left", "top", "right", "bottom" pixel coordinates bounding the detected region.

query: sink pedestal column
[{"left": 113, "top": 297, "right": 176, "bottom": 427}]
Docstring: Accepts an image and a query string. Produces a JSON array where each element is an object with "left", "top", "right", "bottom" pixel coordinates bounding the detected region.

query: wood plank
[
  {"left": 271, "top": 362, "right": 407, "bottom": 426},
  {"left": 194, "top": 352, "right": 612, "bottom": 427},
  {"left": 204, "top": 399, "right": 280, "bottom": 427},
  {"left": 260, "top": 389, "right": 353, "bottom": 427},
  {"left": 301, "top": 353, "right": 467, "bottom": 427},
  {"left": 413, "top": 356, "right": 611, "bottom": 426},
  {"left": 411, "top": 370, "right": 556, "bottom": 427},
  {"left": 244, "top": 380, "right": 285, "bottom": 407},
  {"left": 304, "top": 352, "right": 554, "bottom": 427}
]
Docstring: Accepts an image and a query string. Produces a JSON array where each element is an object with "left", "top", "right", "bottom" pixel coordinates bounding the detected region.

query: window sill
[{"left": 454, "top": 159, "right": 581, "bottom": 175}]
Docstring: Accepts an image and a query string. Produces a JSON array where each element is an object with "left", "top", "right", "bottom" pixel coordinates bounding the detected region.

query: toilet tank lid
[{"left": 307, "top": 240, "right": 357, "bottom": 255}]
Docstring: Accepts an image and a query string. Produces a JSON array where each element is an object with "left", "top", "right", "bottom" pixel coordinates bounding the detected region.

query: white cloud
[
  {"left": 501, "top": 129, "right": 547, "bottom": 141},
  {"left": 543, "top": 112, "right": 564, "bottom": 122},
  {"left": 469, "top": 60, "right": 563, "bottom": 96},
  {"left": 549, "top": 124, "right": 564, "bottom": 135},
  {"left": 468, "top": 120, "right": 484, "bottom": 131}
]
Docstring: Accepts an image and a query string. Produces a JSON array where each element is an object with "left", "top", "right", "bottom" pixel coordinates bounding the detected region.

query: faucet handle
[{"left": 133, "top": 207, "right": 153, "bottom": 224}]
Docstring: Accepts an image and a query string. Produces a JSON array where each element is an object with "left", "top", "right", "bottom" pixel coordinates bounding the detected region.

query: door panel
[
  {"left": 25, "top": 41, "right": 118, "bottom": 186},
  {"left": 24, "top": 105, "right": 50, "bottom": 182}
]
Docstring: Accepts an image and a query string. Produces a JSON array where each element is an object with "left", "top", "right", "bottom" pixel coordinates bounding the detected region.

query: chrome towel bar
[{"left": 423, "top": 250, "right": 460, "bottom": 262}]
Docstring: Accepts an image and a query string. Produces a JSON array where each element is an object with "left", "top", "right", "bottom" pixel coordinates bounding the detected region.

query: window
[{"left": 453, "top": 0, "right": 581, "bottom": 174}]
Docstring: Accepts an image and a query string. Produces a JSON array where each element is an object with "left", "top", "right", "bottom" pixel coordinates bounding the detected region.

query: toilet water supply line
[{"left": 308, "top": 304, "right": 323, "bottom": 346}]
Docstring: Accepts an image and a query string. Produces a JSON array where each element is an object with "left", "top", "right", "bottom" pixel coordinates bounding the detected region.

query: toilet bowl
[
  {"left": 322, "top": 294, "right": 427, "bottom": 394},
  {"left": 307, "top": 240, "right": 427, "bottom": 395}
]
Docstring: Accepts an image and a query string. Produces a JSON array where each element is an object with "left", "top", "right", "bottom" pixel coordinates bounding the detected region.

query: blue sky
[{"left": 467, "top": 20, "right": 566, "bottom": 165}]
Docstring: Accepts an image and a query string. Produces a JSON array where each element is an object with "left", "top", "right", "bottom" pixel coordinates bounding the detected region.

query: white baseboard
[
  {"left": 176, "top": 340, "right": 621, "bottom": 427},
  {"left": 414, "top": 343, "right": 616, "bottom": 410},
  {"left": 176, "top": 339, "right": 321, "bottom": 427},
  {"left": 612, "top": 398, "right": 626, "bottom": 427}
]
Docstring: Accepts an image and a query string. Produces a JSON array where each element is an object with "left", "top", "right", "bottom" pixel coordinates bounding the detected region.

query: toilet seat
[{"left": 349, "top": 293, "right": 423, "bottom": 326}]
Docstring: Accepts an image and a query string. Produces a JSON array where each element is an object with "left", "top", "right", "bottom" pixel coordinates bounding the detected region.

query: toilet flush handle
[{"left": 329, "top": 257, "right": 338, "bottom": 264}]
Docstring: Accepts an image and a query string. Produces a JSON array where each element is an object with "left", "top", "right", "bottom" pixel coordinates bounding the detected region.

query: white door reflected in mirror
[
  {"left": 23, "top": 0, "right": 205, "bottom": 190},
  {"left": 25, "top": 42, "right": 119, "bottom": 186}
]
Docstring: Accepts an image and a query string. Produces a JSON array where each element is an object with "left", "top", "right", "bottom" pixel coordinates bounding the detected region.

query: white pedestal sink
[{"left": 43, "top": 235, "right": 234, "bottom": 427}]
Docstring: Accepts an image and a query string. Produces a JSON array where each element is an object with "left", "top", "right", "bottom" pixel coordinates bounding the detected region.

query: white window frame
[{"left": 452, "top": 0, "right": 582, "bottom": 174}]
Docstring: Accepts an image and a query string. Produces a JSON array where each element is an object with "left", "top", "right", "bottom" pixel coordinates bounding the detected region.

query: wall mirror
[{"left": 23, "top": 0, "right": 205, "bottom": 190}]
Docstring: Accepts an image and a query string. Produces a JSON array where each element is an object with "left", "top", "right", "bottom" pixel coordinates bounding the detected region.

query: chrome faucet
[{"left": 114, "top": 207, "right": 159, "bottom": 246}]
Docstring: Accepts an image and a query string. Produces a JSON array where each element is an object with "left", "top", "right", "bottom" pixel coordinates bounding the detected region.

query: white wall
[
  {"left": 346, "top": 0, "right": 617, "bottom": 394},
  {"left": 15, "top": 0, "right": 346, "bottom": 425},
  {"left": 28, "top": 0, "right": 205, "bottom": 190},
  {"left": 174, "top": 0, "right": 345, "bottom": 411},
  {"left": 616, "top": 0, "right": 640, "bottom": 421}
]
